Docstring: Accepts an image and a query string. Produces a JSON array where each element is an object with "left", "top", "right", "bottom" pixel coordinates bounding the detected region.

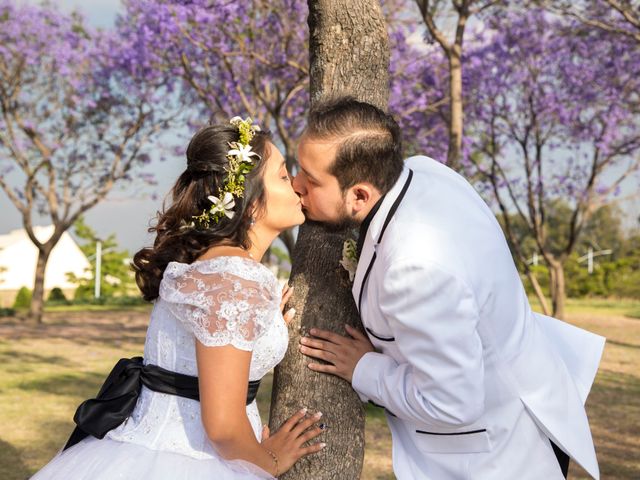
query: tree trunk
[
  {"left": 269, "top": 2, "right": 390, "bottom": 478},
  {"left": 447, "top": 47, "right": 463, "bottom": 170},
  {"left": 548, "top": 259, "right": 566, "bottom": 320},
  {"left": 306, "top": 1, "right": 390, "bottom": 109},
  {"left": 29, "top": 247, "right": 53, "bottom": 324},
  {"left": 270, "top": 225, "right": 367, "bottom": 479}
]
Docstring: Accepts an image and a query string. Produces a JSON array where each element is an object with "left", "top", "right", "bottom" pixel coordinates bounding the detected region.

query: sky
[{"left": 2, "top": 0, "right": 638, "bottom": 253}]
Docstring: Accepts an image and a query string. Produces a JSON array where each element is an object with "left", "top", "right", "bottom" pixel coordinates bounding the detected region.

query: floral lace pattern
[
  {"left": 160, "top": 257, "right": 280, "bottom": 351},
  {"left": 107, "top": 256, "right": 289, "bottom": 459}
]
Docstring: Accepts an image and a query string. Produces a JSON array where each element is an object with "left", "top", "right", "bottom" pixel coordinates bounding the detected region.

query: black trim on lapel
[
  {"left": 365, "top": 327, "right": 395, "bottom": 342},
  {"left": 358, "top": 169, "right": 414, "bottom": 312},
  {"left": 416, "top": 428, "right": 487, "bottom": 436}
]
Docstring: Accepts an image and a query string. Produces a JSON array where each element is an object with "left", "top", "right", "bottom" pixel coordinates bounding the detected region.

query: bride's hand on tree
[
  {"left": 280, "top": 283, "right": 296, "bottom": 325},
  {"left": 260, "top": 408, "right": 326, "bottom": 475}
]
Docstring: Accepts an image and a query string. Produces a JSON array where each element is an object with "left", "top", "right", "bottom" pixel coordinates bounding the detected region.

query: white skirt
[{"left": 31, "top": 436, "right": 274, "bottom": 480}]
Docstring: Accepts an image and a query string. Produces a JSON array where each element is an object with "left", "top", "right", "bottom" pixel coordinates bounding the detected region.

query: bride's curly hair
[{"left": 132, "top": 124, "right": 272, "bottom": 301}]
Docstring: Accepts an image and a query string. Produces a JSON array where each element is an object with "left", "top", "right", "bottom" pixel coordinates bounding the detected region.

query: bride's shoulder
[{"left": 161, "top": 256, "right": 278, "bottom": 300}]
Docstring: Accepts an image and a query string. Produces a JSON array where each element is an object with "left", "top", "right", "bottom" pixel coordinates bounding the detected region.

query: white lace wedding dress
[{"left": 32, "top": 256, "right": 288, "bottom": 479}]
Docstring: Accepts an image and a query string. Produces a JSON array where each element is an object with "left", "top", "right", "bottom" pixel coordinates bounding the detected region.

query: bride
[{"left": 32, "top": 118, "right": 325, "bottom": 479}]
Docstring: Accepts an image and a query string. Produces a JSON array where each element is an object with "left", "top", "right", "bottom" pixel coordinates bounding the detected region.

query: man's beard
[{"left": 302, "top": 206, "right": 359, "bottom": 233}]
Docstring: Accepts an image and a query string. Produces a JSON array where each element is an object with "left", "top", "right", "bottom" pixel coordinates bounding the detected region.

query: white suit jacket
[{"left": 351, "top": 157, "right": 605, "bottom": 480}]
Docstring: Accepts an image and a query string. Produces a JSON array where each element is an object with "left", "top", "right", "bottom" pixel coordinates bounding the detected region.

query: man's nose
[{"left": 291, "top": 174, "right": 305, "bottom": 195}]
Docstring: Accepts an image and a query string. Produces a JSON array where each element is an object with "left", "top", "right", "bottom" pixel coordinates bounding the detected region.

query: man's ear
[{"left": 348, "top": 183, "right": 376, "bottom": 215}]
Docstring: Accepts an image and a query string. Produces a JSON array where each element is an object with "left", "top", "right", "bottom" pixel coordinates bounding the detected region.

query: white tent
[{"left": 0, "top": 226, "right": 90, "bottom": 307}]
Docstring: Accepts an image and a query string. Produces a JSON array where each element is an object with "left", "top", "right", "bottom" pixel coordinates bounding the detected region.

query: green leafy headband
[{"left": 191, "top": 117, "right": 261, "bottom": 229}]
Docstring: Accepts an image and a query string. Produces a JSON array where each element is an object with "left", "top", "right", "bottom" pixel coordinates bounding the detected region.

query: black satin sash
[{"left": 63, "top": 356, "right": 261, "bottom": 451}]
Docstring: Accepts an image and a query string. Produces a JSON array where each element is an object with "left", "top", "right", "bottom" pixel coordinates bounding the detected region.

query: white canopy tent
[{"left": 0, "top": 226, "right": 90, "bottom": 307}]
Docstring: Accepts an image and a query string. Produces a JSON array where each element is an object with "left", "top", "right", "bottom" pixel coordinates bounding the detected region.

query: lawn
[{"left": 0, "top": 299, "right": 638, "bottom": 479}]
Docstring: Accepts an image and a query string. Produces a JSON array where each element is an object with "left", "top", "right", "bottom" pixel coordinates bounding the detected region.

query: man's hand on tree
[{"left": 299, "top": 325, "right": 374, "bottom": 383}]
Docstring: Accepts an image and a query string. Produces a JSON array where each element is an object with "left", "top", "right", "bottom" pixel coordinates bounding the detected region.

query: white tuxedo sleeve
[{"left": 352, "top": 259, "right": 485, "bottom": 428}]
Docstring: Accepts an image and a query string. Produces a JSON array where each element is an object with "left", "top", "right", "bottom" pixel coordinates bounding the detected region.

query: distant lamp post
[
  {"left": 86, "top": 239, "right": 114, "bottom": 299},
  {"left": 578, "top": 247, "right": 613, "bottom": 274},
  {"left": 95, "top": 240, "right": 102, "bottom": 299},
  {"left": 526, "top": 252, "right": 540, "bottom": 266}
]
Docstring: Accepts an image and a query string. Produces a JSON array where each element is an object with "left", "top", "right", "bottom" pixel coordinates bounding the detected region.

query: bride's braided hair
[{"left": 132, "top": 124, "right": 271, "bottom": 301}]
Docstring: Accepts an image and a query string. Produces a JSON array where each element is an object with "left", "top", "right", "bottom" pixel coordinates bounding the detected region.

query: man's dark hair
[{"left": 304, "top": 97, "right": 404, "bottom": 194}]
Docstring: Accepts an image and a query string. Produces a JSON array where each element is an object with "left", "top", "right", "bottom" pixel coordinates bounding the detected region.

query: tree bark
[
  {"left": 415, "top": 0, "right": 471, "bottom": 171},
  {"left": 548, "top": 259, "right": 566, "bottom": 320},
  {"left": 29, "top": 246, "right": 53, "bottom": 324},
  {"left": 269, "top": 1, "right": 390, "bottom": 478},
  {"left": 307, "top": 1, "right": 390, "bottom": 109},
  {"left": 447, "top": 47, "right": 463, "bottom": 170}
]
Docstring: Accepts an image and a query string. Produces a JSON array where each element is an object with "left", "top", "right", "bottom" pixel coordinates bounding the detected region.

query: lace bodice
[{"left": 107, "top": 256, "right": 289, "bottom": 460}]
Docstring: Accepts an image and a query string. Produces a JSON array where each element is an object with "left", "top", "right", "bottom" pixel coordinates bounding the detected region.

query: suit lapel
[{"left": 352, "top": 167, "right": 414, "bottom": 312}]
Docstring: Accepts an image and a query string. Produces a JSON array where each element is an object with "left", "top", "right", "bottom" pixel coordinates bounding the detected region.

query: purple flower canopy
[
  {"left": 2, "top": 0, "right": 637, "bottom": 211},
  {"left": 462, "top": 9, "right": 640, "bottom": 205},
  {"left": 117, "top": 0, "right": 310, "bottom": 160},
  {"left": 0, "top": 0, "right": 178, "bottom": 227}
]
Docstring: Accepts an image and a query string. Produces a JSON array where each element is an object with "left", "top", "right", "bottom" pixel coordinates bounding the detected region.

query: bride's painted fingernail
[
  {"left": 314, "top": 411, "right": 323, "bottom": 418},
  {"left": 300, "top": 407, "right": 308, "bottom": 414},
  {"left": 319, "top": 442, "right": 327, "bottom": 448},
  {"left": 287, "top": 308, "right": 296, "bottom": 316}
]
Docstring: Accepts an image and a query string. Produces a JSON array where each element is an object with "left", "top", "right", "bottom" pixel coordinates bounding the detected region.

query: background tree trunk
[
  {"left": 269, "top": 1, "right": 390, "bottom": 478},
  {"left": 548, "top": 259, "right": 567, "bottom": 320},
  {"left": 447, "top": 47, "right": 463, "bottom": 169},
  {"left": 29, "top": 247, "right": 53, "bottom": 324}
]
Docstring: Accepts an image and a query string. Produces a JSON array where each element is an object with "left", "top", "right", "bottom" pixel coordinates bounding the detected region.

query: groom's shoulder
[{"left": 405, "top": 155, "right": 453, "bottom": 175}]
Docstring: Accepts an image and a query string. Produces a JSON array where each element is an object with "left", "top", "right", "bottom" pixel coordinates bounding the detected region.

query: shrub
[
  {"left": 47, "top": 287, "right": 67, "bottom": 302},
  {"left": 12, "top": 287, "right": 32, "bottom": 309}
]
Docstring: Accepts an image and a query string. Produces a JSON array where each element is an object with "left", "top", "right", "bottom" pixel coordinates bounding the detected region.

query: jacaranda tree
[
  {"left": 0, "top": 1, "right": 176, "bottom": 322},
  {"left": 464, "top": 8, "right": 640, "bottom": 318}
]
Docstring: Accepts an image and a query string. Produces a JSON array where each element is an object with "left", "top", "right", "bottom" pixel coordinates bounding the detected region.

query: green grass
[
  {"left": 528, "top": 296, "right": 640, "bottom": 318},
  {"left": 1, "top": 303, "right": 638, "bottom": 479},
  {"left": 44, "top": 304, "right": 152, "bottom": 313}
]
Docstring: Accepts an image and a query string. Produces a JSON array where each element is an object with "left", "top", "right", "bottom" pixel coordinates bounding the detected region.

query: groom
[{"left": 292, "top": 97, "right": 605, "bottom": 480}]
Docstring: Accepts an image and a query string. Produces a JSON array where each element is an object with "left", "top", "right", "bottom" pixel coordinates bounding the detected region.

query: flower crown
[{"left": 191, "top": 116, "right": 261, "bottom": 229}]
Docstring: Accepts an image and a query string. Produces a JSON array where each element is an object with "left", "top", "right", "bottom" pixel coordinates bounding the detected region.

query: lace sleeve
[{"left": 159, "top": 263, "right": 279, "bottom": 351}]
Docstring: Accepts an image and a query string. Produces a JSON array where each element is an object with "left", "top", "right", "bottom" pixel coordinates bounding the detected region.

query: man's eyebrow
[{"left": 299, "top": 165, "right": 318, "bottom": 181}]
